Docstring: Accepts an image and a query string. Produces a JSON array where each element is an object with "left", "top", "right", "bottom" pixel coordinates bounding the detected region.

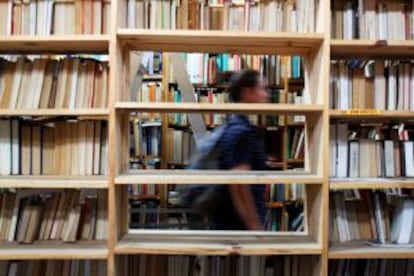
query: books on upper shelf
[
  {"left": 0, "top": 119, "right": 109, "bottom": 176},
  {"left": 169, "top": 53, "right": 302, "bottom": 86},
  {"left": 0, "top": 189, "right": 107, "bottom": 243},
  {"left": 330, "top": 259, "right": 414, "bottom": 275},
  {"left": 330, "top": 190, "right": 414, "bottom": 245},
  {"left": 329, "top": 123, "right": 414, "bottom": 178},
  {"left": 123, "top": 255, "right": 319, "bottom": 276},
  {"left": 332, "top": 0, "right": 414, "bottom": 40},
  {"left": 126, "top": 0, "right": 317, "bottom": 32},
  {"left": 0, "top": 0, "right": 110, "bottom": 35},
  {"left": 0, "top": 260, "right": 107, "bottom": 276},
  {"left": 330, "top": 60, "right": 414, "bottom": 111},
  {"left": 0, "top": 56, "right": 109, "bottom": 110}
]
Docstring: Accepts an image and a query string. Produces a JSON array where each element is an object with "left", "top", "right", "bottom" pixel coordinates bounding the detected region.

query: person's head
[{"left": 228, "top": 70, "right": 268, "bottom": 103}]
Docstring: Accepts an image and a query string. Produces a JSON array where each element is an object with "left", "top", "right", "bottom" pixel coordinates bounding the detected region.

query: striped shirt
[{"left": 212, "top": 114, "right": 267, "bottom": 230}]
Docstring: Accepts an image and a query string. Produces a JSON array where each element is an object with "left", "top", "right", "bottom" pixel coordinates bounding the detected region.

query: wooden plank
[
  {"left": 0, "top": 109, "right": 109, "bottom": 117},
  {"left": 115, "top": 170, "right": 323, "bottom": 184},
  {"left": 331, "top": 39, "right": 414, "bottom": 58},
  {"left": 115, "top": 102, "right": 324, "bottom": 115},
  {"left": 0, "top": 241, "right": 108, "bottom": 260},
  {"left": 0, "top": 175, "right": 108, "bottom": 188},
  {"left": 330, "top": 178, "right": 414, "bottom": 190},
  {"left": 0, "top": 35, "right": 109, "bottom": 54},
  {"left": 117, "top": 29, "right": 324, "bottom": 55},
  {"left": 115, "top": 233, "right": 321, "bottom": 256},
  {"left": 330, "top": 110, "right": 414, "bottom": 119},
  {"left": 329, "top": 243, "right": 414, "bottom": 259}
]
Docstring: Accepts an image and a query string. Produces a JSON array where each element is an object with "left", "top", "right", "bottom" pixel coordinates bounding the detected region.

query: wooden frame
[{"left": 0, "top": 0, "right": 411, "bottom": 274}]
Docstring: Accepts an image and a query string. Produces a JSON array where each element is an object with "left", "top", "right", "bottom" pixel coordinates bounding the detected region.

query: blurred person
[{"left": 211, "top": 69, "right": 269, "bottom": 230}]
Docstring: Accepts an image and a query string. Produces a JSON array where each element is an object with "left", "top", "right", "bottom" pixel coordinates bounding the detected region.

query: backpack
[{"left": 177, "top": 124, "right": 227, "bottom": 215}]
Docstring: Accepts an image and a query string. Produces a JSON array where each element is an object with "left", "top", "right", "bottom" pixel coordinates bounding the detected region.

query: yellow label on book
[{"left": 345, "top": 109, "right": 382, "bottom": 115}]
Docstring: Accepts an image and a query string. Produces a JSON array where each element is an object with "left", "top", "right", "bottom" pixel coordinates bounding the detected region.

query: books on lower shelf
[
  {"left": 0, "top": 56, "right": 109, "bottom": 110},
  {"left": 123, "top": 255, "right": 319, "bottom": 276},
  {"left": 126, "top": 0, "right": 317, "bottom": 32},
  {"left": 330, "top": 259, "right": 414, "bottom": 275},
  {"left": 0, "top": 0, "right": 110, "bottom": 35},
  {"left": 330, "top": 190, "right": 414, "bottom": 244},
  {"left": 329, "top": 123, "right": 414, "bottom": 178},
  {"left": 330, "top": 60, "right": 414, "bottom": 111},
  {"left": 0, "top": 189, "right": 107, "bottom": 244},
  {"left": 0, "top": 119, "right": 108, "bottom": 176},
  {"left": 332, "top": 0, "right": 414, "bottom": 40},
  {"left": 0, "top": 260, "right": 107, "bottom": 276}
]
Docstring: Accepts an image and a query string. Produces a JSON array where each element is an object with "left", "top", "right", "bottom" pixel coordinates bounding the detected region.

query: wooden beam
[
  {"left": 331, "top": 39, "right": 414, "bottom": 58},
  {"left": 117, "top": 29, "right": 324, "bottom": 55},
  {"left": 0, "top": 175, "right": 108, "bottom": 188}
]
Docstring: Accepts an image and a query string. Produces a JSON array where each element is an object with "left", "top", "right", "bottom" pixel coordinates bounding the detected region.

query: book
[
  {"left": 331, "top": 59, "right": 414, "bottom": 111},
  {"left": 0, "top": 56, "right": 109, "bottom": 110},
  {"left": 0, "top": 119, "right": 108, "bottom": 176},
  {"left": 127, "top": 0, "right": 317, "bottom": 33}
]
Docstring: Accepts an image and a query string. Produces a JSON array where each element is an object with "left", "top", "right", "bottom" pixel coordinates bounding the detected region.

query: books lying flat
[
  {"left": 0, "top": 119, "right": 108, "bottom": 176},
  {"left": 0, "top": 56, "right": 109, "bottom": 110}
]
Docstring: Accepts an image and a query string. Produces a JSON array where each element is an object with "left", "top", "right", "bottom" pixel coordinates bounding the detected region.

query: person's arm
[{"left": 229, "top": 164, "right": 263, "bottom": 231}]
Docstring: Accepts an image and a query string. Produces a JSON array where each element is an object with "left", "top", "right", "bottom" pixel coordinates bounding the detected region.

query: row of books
[
  {"left": 330, "top": 190, "right": 414, "bottom": 244},
  {"left": 332, "top": 0, "right": 414, "bottom": 40},
  {"left": 124, "top": 255, "right": 319, "bottom": 276},
  {"left": 330, "top": 60, "right": 414, "bottom": 111},
  {"left": 329, "top": 124, "right": 414, "bottom": 178},
  {"left": 0, "top": 120, "right": 108, "bottom": 176},
  {"left": 0, "top": 0, "right": 110, "bottom": 35},
  {"left": 266, "top": 184, "right": 305, "bottom": 203},
  {"left": 264, "top": 201, "right": 303, "bottom": 232},
  {"left": 329, "top": 259, "right": 414, "bottom": 276},
  {"left": 0, "top": 189, "right": 107, "bottom": 243},
  {"left": 126, "top": 0, "right": 317, "bottom": 33},
  {"left": 131, "top": 120, "right": 162, "bottom": 157},
  {"left": 0, "top": 56, "right": 109, "bottom": 110},
  {"left": 0, "top": 260, "right": 106, "bottom": 276},
  {"left": 179, "top": 54, "right": 302, "bottom": 85},
  {"left": 286, "top": 128, "right": 305, "bottom": 161},
  {"left": 167, "top": 128, "right": 197, "bottom": 166}
]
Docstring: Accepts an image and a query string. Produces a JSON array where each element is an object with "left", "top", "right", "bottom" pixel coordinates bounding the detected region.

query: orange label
[{"left": 345, "top": 109, "right": 382, "bottom": 115}]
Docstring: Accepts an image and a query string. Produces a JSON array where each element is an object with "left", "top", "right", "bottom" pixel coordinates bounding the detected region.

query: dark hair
[{"left": 228, "top": 70, "right": 261, "bottom": 102}]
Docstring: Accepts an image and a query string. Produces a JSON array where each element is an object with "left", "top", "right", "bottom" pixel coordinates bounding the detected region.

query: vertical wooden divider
[{"left": 108, "top": 0, "right": 127, "bottom": 273}]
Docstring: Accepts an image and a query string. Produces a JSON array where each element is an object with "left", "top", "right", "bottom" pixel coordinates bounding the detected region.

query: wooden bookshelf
[
  {"left": 115, "top": 102, "right": 324, "bottom": 115},
  {"left": 117, "top": 29, "right": 324, "bottom": 55},
  {"left": 115, "top": 233, "right": 321, "bottom": 256},
  {"left": 330, "top": 178, "right": 414, "bottom": 190},
  {"left": 0, "top": 109, "right": 109, "bottom": 117},
  {"left": 0, "top": 241, "right": 108, "bottom": 260},
  {"left": 0, "top": 175, "right": 108, "bottom": 189},
  {"left": 115, "top": 171, "right": 323, "bottom": 184},
  {"left": 329, "top": 243, "right": 414, "bottom": 259},
  {"left": 329, "top": 110, "right": 414, "bottom": 120},
  {"left": 331, "top": 39, "right": 414, "bottom": 58},
  {"left": 0, "top": 35, "right": 110, "bottom": 54}
]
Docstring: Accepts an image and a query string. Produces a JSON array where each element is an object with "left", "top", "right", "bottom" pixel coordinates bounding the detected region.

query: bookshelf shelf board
[
  {"left": 115, "top": 171, "right": 322, "bottom": 184},
  {"left": 0, "top": 35, "right": 110, "bottom": 54},
  {"left": 330, "top": 178, "right": 414, "bottom": 190},
  {"left": 329, "top": 243, "right": 414, "bottom": 259},
  {"left": 331, "top": 39, "right": 414, "bottom": 58},
  {"left": 115, "top": 233, "right": 321, "bottom": 256},
  {"left": 329, "top": 110, "right": 414, "bottom": 120},
  {"left": 0, "top": 175, "right": 108, "bottom": 189},
  {"left": 0, "top": 109, "right": 109, "bottom": 117},
  {"left": 115, "top": 102, "right": 324, "bottom": 115},
  {"left": 117, "top": 29, "right": 324, "bottom": 55},
  {"left": 0, "top": 241, "right": 108, "bottom": 260}
]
